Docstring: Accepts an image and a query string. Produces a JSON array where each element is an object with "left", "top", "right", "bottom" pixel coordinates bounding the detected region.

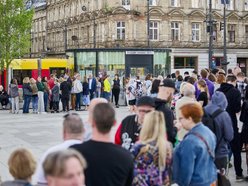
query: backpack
[{"left": 201, "top": 108, "right": 223, "bottom": 151}]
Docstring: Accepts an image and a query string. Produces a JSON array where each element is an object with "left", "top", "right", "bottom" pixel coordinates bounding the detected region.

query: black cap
[
  {"left": 160, "top": 78, "right": 175, "bottom": 89},
  {"left": 136, "top": 96, "right": 155, "bottom": 107}
]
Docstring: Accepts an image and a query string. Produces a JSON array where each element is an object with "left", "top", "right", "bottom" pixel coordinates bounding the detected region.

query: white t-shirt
[{"left": 35, "top": 139, "right": 82, "bottom": 184}]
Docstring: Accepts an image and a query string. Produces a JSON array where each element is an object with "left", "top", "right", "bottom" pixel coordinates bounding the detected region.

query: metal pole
[
  {"left": 208, "top": 0, "right": 214, "bottom": 70},
  {"left": 223, "top": 0, "right": 227, "bottom": 73},
  {"left": 147, "top": 0, "right": 150, "bottom": 48},
  {"left": 93, "top": 16, "right": 96, "bottom": 48},
  {"left": 64, "top": 24, "right": 68, "bottom": 51}
]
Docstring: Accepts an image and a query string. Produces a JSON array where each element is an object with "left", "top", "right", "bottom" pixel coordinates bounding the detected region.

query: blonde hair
[
  {"left": 139, "top": 111, "right": 171, "bottom": 170},
  {"left": 30, "top": 78, "right": 36, "bottom": 84},
  {"left": 23, "top": 77, "right": 30, "bottom": 84},
  {"left": 8, "top": 148, "right": 36, "bottom": 180}
]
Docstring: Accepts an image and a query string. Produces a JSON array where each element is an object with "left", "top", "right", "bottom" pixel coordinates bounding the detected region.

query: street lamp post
[
  {"left": 208, "top": 0, "right": 214, "bottom": 70},
  {"left": 221, "top": 0, "right": 230, "bottom": 73}
]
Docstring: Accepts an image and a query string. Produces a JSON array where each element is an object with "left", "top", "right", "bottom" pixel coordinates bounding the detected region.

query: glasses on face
[{"left": 63, "top": 113, "right": 79, "bottom": 118}]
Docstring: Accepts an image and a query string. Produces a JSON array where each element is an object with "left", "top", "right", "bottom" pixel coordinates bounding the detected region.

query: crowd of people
[
  {"left": 0, "top": 73, "right": 122, "bottom": 114},
  {"left": 0, "top": 66, "right": 248, "bottom": 186}
]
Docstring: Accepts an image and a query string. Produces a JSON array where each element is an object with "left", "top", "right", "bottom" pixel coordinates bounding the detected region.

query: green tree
[{"left": 0, "top": 0, "right": 33, "bottom": 73}]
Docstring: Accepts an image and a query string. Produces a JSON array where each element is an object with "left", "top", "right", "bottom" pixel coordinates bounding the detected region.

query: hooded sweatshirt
[
  {"left": 204, "top": 91, "right": 234, "bottom": 158},
  {"left": 217, "top": 83, "right": 241, "bottom": 132},
  {"left": 154, "top": 98, "right": 177, "bottom": 144}
]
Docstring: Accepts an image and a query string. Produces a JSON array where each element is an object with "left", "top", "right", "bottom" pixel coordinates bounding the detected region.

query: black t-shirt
[
  {"left": 197, "top": 92, "right": 208, "bottom": 107},
  {"left": 70, "top": 140, "right": 134, "bottom": 186}
]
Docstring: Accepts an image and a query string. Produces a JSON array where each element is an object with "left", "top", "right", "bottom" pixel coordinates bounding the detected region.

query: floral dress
[{"left": 131, "top": 142, "right": 172, "bottom": 186}]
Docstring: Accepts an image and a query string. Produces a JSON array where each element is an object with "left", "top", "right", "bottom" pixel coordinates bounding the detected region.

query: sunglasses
[{"left": 63, "top": 113, "right": 79, "bottom": 118}]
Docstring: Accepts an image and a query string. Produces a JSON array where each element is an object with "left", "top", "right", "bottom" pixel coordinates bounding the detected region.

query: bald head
[
  {"left": 63, "top": 114, "right": 84, "bottom": 140},
  {"left": 182, "top": 83, "right": 195, "bottom": 97},
  {"left": 88, "top": 98, "right": 108, "bottom": 124}
]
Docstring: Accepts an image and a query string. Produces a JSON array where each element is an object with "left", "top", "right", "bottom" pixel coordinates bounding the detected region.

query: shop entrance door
[{"left": 125, "top": 52, "right": 153, "bottom": 79}]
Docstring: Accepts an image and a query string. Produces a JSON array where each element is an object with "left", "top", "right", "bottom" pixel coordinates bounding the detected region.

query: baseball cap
[
  {"left": 136, "top": 96, "right": 155, "bottom": 107},
  {"left": 160, "top": 78, "right": 175, "bottom": 89}
]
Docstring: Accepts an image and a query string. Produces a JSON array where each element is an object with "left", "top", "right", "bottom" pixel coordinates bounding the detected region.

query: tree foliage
[{"left": 0, "top": 0, "right": 33, "bottom": 71}]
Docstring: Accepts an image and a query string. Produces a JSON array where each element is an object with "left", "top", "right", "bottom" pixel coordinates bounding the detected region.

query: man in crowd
[
  {"left": 88, "top": 74, "right": 97, "bottom": 100},
  {"left": 74, "top": 74, "right": 83, "bottom": 111},
  {"left": 175, "top": 83, "right": 196, "bottom": 141},
  {"left": 194, "top": 69, "right": 214, "bottom": 99},
  {"left": 204, "top": 91, "right": 234, "bottom": 185},
  {"left": 115, "top": 96, "right": 155, "bottom": 150},
  {"left": 71, "top": 103, "right": 133, "bottom": 186},
  {"left": 60, "top": 76, "right": 72, "bottom": 112},
  {"left": 183, "top": 71, "right": 190, "bottom": 82},
  {"left": 35, "top": 114, "right": 84, "bottom": 184},
  {"left": 218, "top": 75, "right": 244, "bottom": 181},
  {"left": 84, "top": 98, "right": 108, "bottom": 141},
  {"left": 155, "top": 78, "right": 177, "bottom": 144},
  {"left": 236, "top": 72, "right": 247, "bottom": 101}
]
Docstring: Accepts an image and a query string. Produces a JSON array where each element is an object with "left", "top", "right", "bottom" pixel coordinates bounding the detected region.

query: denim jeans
[
  {"left": 44, "top": 92, "right": 48, "bottom": 112},
  {"left": 23, "top": 95, "right": 31, "bottom": 113},
  {"left": 75, "top": 93, "right": 81, "bottom": 110},
  {"left": 32, "top": 95, "right": 38, "bottom": 112},
  {"left": 38, "top": 91, "right": 44, "bottom": 113},
  {"left": 103, "top": 91, "right": 111, "bottom": 102}
]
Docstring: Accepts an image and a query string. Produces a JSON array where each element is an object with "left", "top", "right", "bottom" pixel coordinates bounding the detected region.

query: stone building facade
[{"left": 31, "top": 0, "right": 248, "bottom": 74}]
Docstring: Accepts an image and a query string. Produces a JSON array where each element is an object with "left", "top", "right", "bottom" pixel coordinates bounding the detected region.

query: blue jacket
[
  {"left": 173, "top": 123, "right": 217, "bottom": 186},
  {"left": 88, "top": 78, "right": 97, "bottom": 92},
  {"left": 204, "top": 104, "right": 233, "bottom": 158}
]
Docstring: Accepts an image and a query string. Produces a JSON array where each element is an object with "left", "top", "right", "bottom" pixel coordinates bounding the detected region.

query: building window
[
  {"left": 171, "top": 22, "right": 180, "bottom": 41},
  {"left": 228, "top": 24, "right": 235, "bottom": 43},
  {"left": 174, "top": 57, "right": 197, "bottom": 69},
  {"left": 192, "top": 23, "right": 200, "bottom": 42},
  {"left": 117, "top": 21, "right": 125, "bottom": 40},
  {"left": 149, "top": 21, "right": 159, "bottom": 40},
  {"left": 171, "top": 0, "right": 179, "bottom": 7},
  {"left": 192, "top": 0, "right": 202, "bottom": 8},
  {"left": 226, "top": 0, "right": 234, "bottom": 10},
  {"left": 245, "top": 25, "right": 248, "bottom": 43},
  {"left": 149, "top": 0, "right": 157, "bottom": 6}
]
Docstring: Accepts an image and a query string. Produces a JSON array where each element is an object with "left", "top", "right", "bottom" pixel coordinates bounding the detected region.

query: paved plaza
[{"left": 0, "top": 107, "right": 247, "bottom": 185}]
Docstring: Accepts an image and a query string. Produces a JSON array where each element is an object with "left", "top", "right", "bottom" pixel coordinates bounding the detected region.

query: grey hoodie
[{"left": 204, "top": 91, "right": 234, "bottom": 158}]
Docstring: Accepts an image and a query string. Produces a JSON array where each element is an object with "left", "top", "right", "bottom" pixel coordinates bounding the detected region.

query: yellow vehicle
[{"left": 8, "top": 58, "right": 73, "bottom": 86}]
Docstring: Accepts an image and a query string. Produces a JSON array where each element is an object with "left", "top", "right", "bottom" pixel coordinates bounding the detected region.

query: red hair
[{"left": 180, "top": 103, "right": 203, "bottom": 123}]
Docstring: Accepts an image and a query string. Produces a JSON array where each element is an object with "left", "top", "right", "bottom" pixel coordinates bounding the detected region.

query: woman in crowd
[
  {"left": 197, "top": 79, "right": 209, "bottom": 107},
  {"left": 127, "top": 79, "right": 136, "bottom": 113},
  {"left": 131, "top": 111, "right": 172, "bottom": 185},
  {"left": 37, "top": 76, "right": 45, "bottom": 113},
  {"left": 96, "top": 77, "right": 102, "bottom": 98},
  {"left": 30, "top": 78, "right": 39, "bottom": 114},
  {"left": 22, "top": 77, "right": 32, "bottom": 114},
  {"left": 51, "top": 79, "right": 60, "bottom": 113},
  {"left": 103, "top": 75, "right": 111, "bottom": 102},
  {"left": 173, "top": 102, "right": 217, "bottom": 186},
  {"left": 1, "top": 148, "right": 36, "bottom": 186},
  {"left": 82, "top": 76, "right": 90, "bottom": 111},
  {"left": 144, "top": 74, "right": 152, "bottom": 96},
  {"left": 42, "top": 77, "right": 50, "bottom": 112},
  {"left": 8, "top": 78, "right": 19, "bottom": 114},
  {"left": 150, "top": 79, "right": 160, "bottom": 98},
  {"left": 0, "top": 85, "right": 9, "bottom": 109},
  {"left": 43, "top": 149, "right": 87, "bottom": 186},
  {"left": 112, "top": 74, "right": 121, "bottom": 108}
]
